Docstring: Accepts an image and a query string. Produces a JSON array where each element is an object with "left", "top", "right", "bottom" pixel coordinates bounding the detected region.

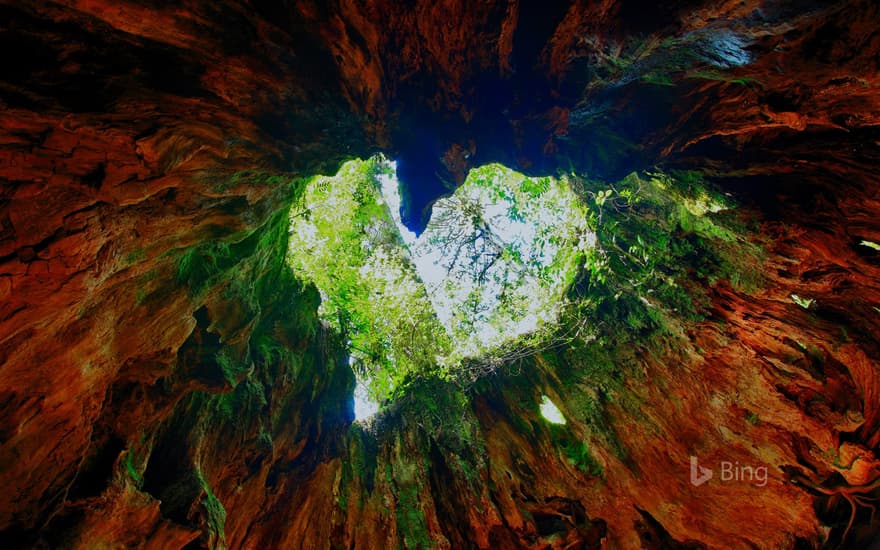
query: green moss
[
  {"left": 125, "top": 248, "right": 145, "bottom": 264},
  {"left": 203, "top": 486, "right": 227, "bottom": 538},
  {"left": 563, "top": 438, "right": 604, "bottom": 476},
  {"left": 135, "top": 287, "right": 147, "bottom": 306},
  {"left": 176, "top": 242, "right": 235, "bottom": 294},
  {"left": 642, "top": 72, "right": 675, "bottom": 86},
  {"left": 337, "top": 434, "right": 368, "bottom": 513},
  {"left": 745, "top": 411, "right": 760, "bottom": 425},
  {"left": 451, "top": 454, "right": 483, "bottom": 495},
  {"left": 562, "top": 381, "right": 629, "bottom": 462},
  {"left": 173, "top": 173, "right": 307, "bottom": 302},
  {"left": 805, "top": 343, "right": 825, "bottom": 367},
  {"left": 686, "top": 69, "right": 761, "bottom": 87},
  {"left": 337, "top": 461, "right": 351, "bottom": 512},
  {"left": 392, "top": 464, "right": 433, "bottom": 550},
  {"left": 397, "top": 485, "right": 431, "bottom": 548},
  {"left": 124, "top": 448, "right": 143, "bottom": 484},
  {"left": 399, "top": 378, "right": 480, "bottom": 456},
  {"left": 197, "top": 474, "right": 227, "bottom": 548},
  {"left": 134, "top": 268, "right": 159, "bottom": 307},
  {"left": 212, "top": 170, "right": 301, "bottom": 193},
  {"left": 215, "top": 349, "right": 251, "bottom": 387},
  {"left": 212, "top": 376, "right": 267, "bottom": 429}
]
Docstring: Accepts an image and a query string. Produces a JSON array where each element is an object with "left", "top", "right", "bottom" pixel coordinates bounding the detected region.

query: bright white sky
[
  {"left": 376, "top": 168, "right": 417, "bottom": 246},
  {"left": 540, "top": 395, "right": 566, "bottom": 424},
  {"left": 353, "top": 376, "right": 379, "bottom": 421}
]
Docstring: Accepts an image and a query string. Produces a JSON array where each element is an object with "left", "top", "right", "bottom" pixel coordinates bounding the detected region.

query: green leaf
[{"left": 860, "top": 240, "right": 880, "bottom": 251}]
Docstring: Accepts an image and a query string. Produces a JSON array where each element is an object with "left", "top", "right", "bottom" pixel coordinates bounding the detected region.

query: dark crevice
[
  {"left": 66, "top": 433, "right": 125, "bottom": 501},
  {"left": 634, "top": 507, "right": 708, "bottom": 550}
]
